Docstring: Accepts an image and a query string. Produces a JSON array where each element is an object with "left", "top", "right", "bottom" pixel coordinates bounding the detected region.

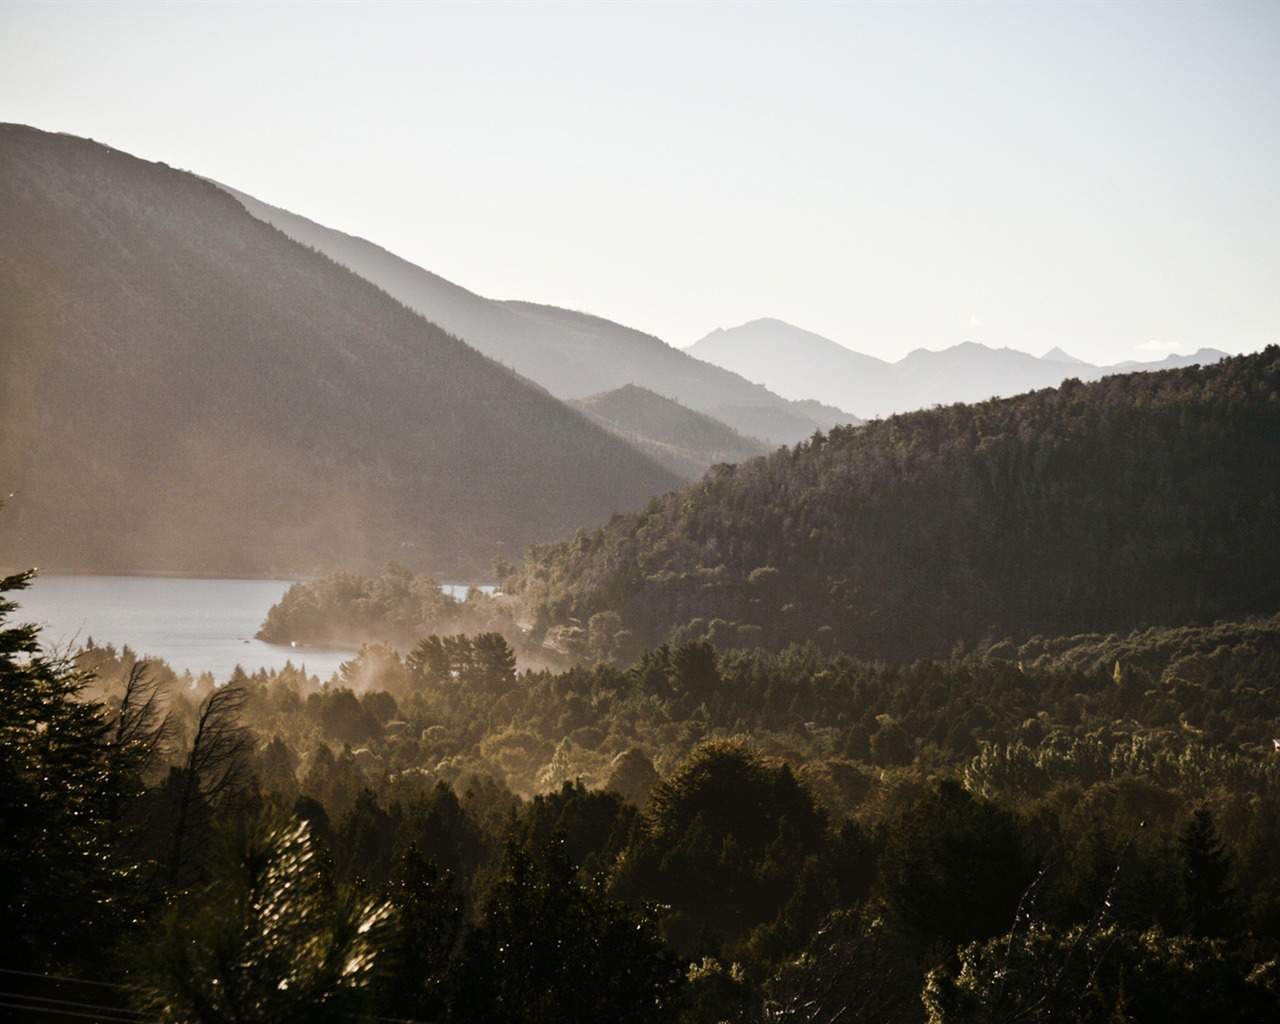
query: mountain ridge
[
  {"left": 686, "top": 318, "right": 1231, "bottom": 419},
  {"left": 0, "top": 124, "right": 681, "bottom": 578},
  {"left": 219, "top": 186, "right": 859, "bottom": 446}
]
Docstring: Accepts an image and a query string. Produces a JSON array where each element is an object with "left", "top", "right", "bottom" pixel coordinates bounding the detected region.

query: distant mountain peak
[
  {"left": 1186, "top": 347, "right": 1231, "bottom": 363},
  {"left": 689, "top": 319, "right": 888, "bottom": 367},
  {"left": 1041, "top": 346, "right": 1089, "bottom": 366}
]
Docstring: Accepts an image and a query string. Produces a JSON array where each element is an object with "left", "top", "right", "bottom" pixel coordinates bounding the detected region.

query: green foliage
[
  {"left": 761, "top": 912, "right": 922, "bottom": 1024},
  {"left": 517, "top": 779, "right": 637, "bottom": 880},
  {"left": 0, "top": 569, "right": 148, "bottom": 970},
  {"left": 258, "top": 563, "right": 514, "bottom": 649},
  {"left": 605, "top": 747, "right": 661, "bottom": 805},
  {"left": 1178, "top": 806, "right": 1241, "bottom": 939},
  {"left": 451, "top": 836, "right": 681, "bottom": 1024},
  {"left": 129, "top": 814, "right": 395, "bottom": 1023},
  {"left": 875, "top": 780, "right": 1036, "bottom": 950},
  {"left": 334, "top": 788, "right": 398, "bottom": 888},
  {"left": 381, "top": 844, "right": 464, "bottom": 1023},
  {"left": 395, "top": 780, "right": 490, "bottom": 883},
  {"left": 308, "top": 686, "right": 383, "bottom": 746},
  {"left": 923, "top": 922, "right": 1278, "bottom": 1023},
  {"left": 619, "top": 740, "right": 827, "bottom": 951},
  {"left": 10, "top": 565, "right": 1280, "bottom": 1023}
]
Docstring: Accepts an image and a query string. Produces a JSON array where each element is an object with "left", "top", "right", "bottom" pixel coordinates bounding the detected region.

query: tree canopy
[{"left": 502, "top": 348, "right": 1280, "bottom": 661}]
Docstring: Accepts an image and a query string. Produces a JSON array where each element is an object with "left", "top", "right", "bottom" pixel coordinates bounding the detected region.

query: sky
[{"left": 2, "top": 1, "right": 1278, "bottom": 366}]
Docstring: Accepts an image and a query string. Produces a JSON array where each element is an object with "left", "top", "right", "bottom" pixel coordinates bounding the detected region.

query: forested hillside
[
  {"left": 502, "top": 348, "right": 1280, "bottom": 660},
  {"left": 0, "top": 125, "right": 679, "bottom": 578},
  {"left": 570, "top": 384, "right": 770, "bottom": 481}
]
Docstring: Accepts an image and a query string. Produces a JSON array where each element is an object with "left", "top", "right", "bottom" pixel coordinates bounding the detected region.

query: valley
[{"left": 3, "top": 119, "right": 1278, "bottom": 1024}]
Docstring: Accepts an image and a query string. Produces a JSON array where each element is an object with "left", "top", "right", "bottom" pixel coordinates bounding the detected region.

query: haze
[{"left": 2, "top": 0, "right": 1276, "bottom": 365}]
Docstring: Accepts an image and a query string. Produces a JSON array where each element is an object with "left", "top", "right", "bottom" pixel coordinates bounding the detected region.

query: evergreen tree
[
  {"left": 618, "top": 740, "right": 828, "bottom": 950},
  {"left": 452, "top": 836, "right": 681, "bottom": 1024},
  {"left": 379, "top": 844, "right": 464, "bottom": 1023},
  {"left": 1178, "top": 806, "right": 1240, "bottom": 939},
  {"left": 876, "top": 779, "right": 1035, "bottom": 950},
  {"left": 0, "top": 569, "right": 135, "bottom": 970}
]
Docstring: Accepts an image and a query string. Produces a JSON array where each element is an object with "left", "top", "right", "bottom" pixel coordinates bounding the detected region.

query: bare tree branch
[{"left": 169, "top": 683, "right": 253, "bottom": 885}]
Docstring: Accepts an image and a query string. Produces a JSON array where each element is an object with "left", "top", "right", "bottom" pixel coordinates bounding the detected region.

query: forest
[
  {"left": 500, "top": 347, "right": 1280, "bottom": 662},
  {"left": 5, "top": 555, "right": 1280, "bottom": 1022},
  {"left": 5, "top": 348, "right": 1280, "bottom": 1022}
]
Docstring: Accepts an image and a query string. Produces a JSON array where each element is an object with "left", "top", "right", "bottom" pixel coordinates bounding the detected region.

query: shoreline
[{"left": 10, "top": 568, "right": 498, "bottom": 588}]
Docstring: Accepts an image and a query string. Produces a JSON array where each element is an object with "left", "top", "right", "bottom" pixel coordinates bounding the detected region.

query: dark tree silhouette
[
  {"left": 452, "top": 836, "right": 680, "bottom": 1024},
  {"left": 0, "top": 569, "right": 121, "bottom": 969},
  {"left": 1179, "top": 806, "right": 1241, "bottom": 938},
  {"left": 168, "top": 683, "right": 252, "bottom": 885}
]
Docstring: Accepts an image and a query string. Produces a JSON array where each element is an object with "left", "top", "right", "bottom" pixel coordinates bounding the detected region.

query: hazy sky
[{"left": 3, "top": 1, "right": 1277, "bottom": 365}]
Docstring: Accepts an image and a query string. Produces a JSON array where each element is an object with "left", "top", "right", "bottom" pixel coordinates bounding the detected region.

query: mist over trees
[
  {"left": 6, "top": 335, "right": 1280, "bottom": 1020},
  {"left": 4, "top": 124, "right": 1280, "bottom": 1024},
  {"left": 7, "top": 549, "right": 1280, "bottom": 1020},
  {"left": 256, "top": 563, "right": 516, "bottom": 649}
]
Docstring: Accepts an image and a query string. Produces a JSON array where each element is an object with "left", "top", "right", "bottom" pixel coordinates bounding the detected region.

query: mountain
[
  {"left": 220, "top": 187, "right": 857, "bottom": 446},
  {"left": 501, "top": 348, "right": 1280, "bottom": 661},
  {"left": 889, "top": 340, "right": 1090, "bottom": 413},
  {"left": 1107, "top": 350, "right": 1231, "bottom": 372},
  {"left": 687, "top": 318, "right": 892, "bottom": 416},
  {"left": 569, "top": 384, "right": 771, "bottom": 481},
  {"left": 0, "top": 124, "right": 681, "bottom": 579},
  {"left": 1041, "top": 346, "right": 1089, "bottom": 365},
  {"left": 686, "top": 318, "right": 1231, "bottom": 419}
]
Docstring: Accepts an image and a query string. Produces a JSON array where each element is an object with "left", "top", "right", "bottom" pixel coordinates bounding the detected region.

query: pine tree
[
  {"left": 1178, "top": 805, "right": 1239, "bottom": 938},
  {"left": 0, "top": 569, "right": 129, "bottom": 969}
]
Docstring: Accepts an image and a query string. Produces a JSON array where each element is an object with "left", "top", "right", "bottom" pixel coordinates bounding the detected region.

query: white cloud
[
  {"left": 1137, "top": 339, "right": 1181, "bottom": 353},
  {"left": 968, "top": 316, "right": 982, "bottom": 327}
]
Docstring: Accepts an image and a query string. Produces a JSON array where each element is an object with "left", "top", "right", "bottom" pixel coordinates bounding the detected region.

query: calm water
[{"left": 16, "top": 575, "right": 353, "bottom": 681}]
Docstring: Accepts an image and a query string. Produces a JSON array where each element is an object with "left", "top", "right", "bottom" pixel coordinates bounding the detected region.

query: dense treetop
[{"left": 7, "top": 558, "right": 1280, "bottom": 1020}]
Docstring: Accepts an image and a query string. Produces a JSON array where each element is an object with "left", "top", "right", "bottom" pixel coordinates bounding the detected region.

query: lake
[{"left": 15, "top": 575, "right": 356, "bottom": 681}]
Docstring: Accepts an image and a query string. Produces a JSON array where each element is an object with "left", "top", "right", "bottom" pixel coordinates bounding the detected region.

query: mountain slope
[
  {"left": 0, "top": 124, "right": 681, "bottom": 578},
  {"left": 220, "top": 187, "right": 857, "bottom": 445},
  {"left": 501, "top": 349, "right": 1280, "bottom": 660},
  {"left": 687, "top": 319, "right": 1230, "bottom": 419},
  {"left": 570, "top": 384, "right": 770, "bottom": 481}
]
